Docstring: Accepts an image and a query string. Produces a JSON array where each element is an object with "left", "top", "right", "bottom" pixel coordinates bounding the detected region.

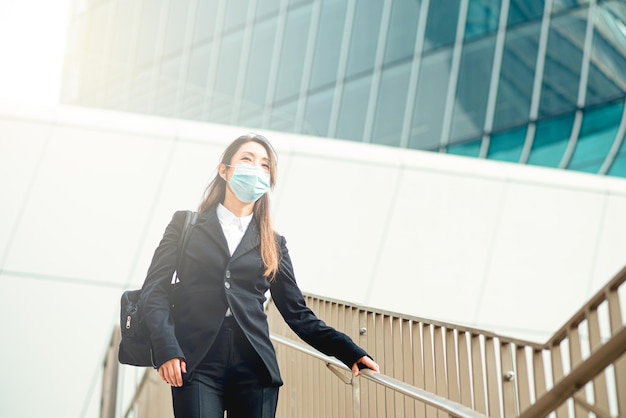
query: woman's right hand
[{"left": 158, "top": 358, "right": 187, "bottom": 387}]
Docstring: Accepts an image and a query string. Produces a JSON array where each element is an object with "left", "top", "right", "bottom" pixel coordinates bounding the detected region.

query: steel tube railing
[{"left": 270, "top": 333, "right": 489, "bottom": 418}]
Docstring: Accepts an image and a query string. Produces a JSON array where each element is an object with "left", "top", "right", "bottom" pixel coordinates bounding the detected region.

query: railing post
[
  {"left": 101, "top": 327, "right": 121, "bottom": 418},
  {"left": 352, "top": 374, "right": 361, "bottom": 418}
]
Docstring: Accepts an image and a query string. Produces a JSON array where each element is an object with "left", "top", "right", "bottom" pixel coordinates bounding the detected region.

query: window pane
[
  {"left": 163, "top": 0, "right": 191, "bottom": 58},
  {"left": 136, "top": 0, "right": 165, "bottom": 68},
  {"left": 111, "top": 0, "right": 139, "bottom": 66},
  {"left": 336, "top": 75, "right": 372, "bottom": 141},
  {"left": 451, "top": 35, "right": 497, "bottom": 143},
  {"left": 465, "top": 0, "right": 500, "bottom": 40},
  {"left": 538, "top": 10, "right": 587, "bottom": 117},
  {"left": 181, "top": 44, "right": 211, "bottom": 120},
  {"left": 210, "top": 31, "right": 244, "bottom": 120},
  {"left": 384, "top": 0, "right": 421, "bottom": 65},
  {"left": 447, "top": 139, "right": 482, "bottom": 157},
  {"left": 309, "top": 0, "right": 348, "bottom": 90},
  {"left": 586, "top": 2, "right": 626, "bottom": 106},
  {"left": 193, "top": 0, "right": 219, "bottom": 45},
  {"left": 241, "top": 19, "right": 277, "bottom": 115},
  {"left": 303, "top": 88, "right": 334, "bottom": 136},
  {"left": 270, "top": 100, "right": 298, "bottom": 131},
  {"left": 552, "top": 0, "right": 590, "bottom": 13},
  {"left": 255, "top": 0, "right": 282, "bottom": 21},
  {"left": 154, "top": 55, "right": 182, "bottom": 116},
  {"left": 372, "top": 62, "right": 411, "bottom": 147},
  {"left": 423, "top": 0, "right": 460, "bottom": 52},
  {"left": 607, "top": 139, "right": 626, "bottom": 177},
  {"left": 488, "top": 126, "right": 527, "bottom": 162},
  {"left": 274, "top": 4, "right": 313, "bottom": 103},
  {"left": 410, "top": 48, "right": 453, "bottom": 150},
  {"left": 223, "top": 0, "right": 251, "bottom": 33},
  {"left": 527, "top": 114, "right": 574, "bottom": 168},
  {"left": 569, "top": 101, "right": 624, "bottom": 173},
  {"left": 493, "top": 22, "right": 541, "bottom": 131},
  {"left": 345, "top": 0, "right": 384, "bottom": 78},
  {"left": 508, "top": 0, "right": 545, "bottom": 27}
]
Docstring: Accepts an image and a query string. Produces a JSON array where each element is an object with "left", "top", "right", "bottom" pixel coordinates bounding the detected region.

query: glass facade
[{"left": 62, "top": 0, "right": 626, "bottom": 177}]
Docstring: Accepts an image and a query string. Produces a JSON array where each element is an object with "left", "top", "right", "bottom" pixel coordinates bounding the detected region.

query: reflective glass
[
  {"left": 242, "top": 19, "right": 277, "bottom": 111},
  {"left": 465, "top": 0, "right": 500, "bottom": 40},
  {"left": 383, "top": 0, "right": 421, "bottom": 65},
  {"left": 372, "top": 62, "right": 411, "bottom": 147},
  {"left": 303, "top": 88, "right": 334, "bottom": 137},
  {"left": 586, "top": 2, "right": 626, "bottom": 106},
  {"left": 447, "top": 139, "right": 482, "bottom": 157},
  {"left": 186, "top": 44, "right": 212, "bottom": 92},
  {"left": 136, "top": 0, "right": 165, "bottom": 68},
  {"left": 493, "top": 22, "right": 541, "bottom": 131},
  {"left": 569, "top": 101, "right": 624, "bottom": 173},
  {"left": 192, "top": 0, "right": 219, "bottom": 45},
  {"left": 487, "top": 126, "right": 527, "bottom": 162},
  {"left": 423, "top": 0, "right": 459, "bottom": 52},
  {"left": 538, "top": 10, "right": 587, "bottom": 117},
  {"left": 552, "top": 0, "right": 590, "bottom": 13},
  {"left": 255, "top": 0, "right": 282, "bottom": 21},
  {"left": 607, "top": 139, "right": 626, "bottom": 177},
  {"left": 154, "top": 55, "right": 182, "bottom": 116},
  {"left": 450, "top": 35, "right": 497, "bottom": 143},
  {"left": 409, "top": 48, "right": 453, "bottom": 150},
  {"left": 336, "top": 75, "right": 372, "bottom": 141},
  {"left": 211, "top": 31, "right": 244, "bottom": 119},
  {"left": 110, "top": 0, "right": 139, "bottom": 65},
  {"left": 508, "top": 0, "right": 545, "bottom": 27},
  {"left": 163, "top": 0, "right": 191, "bottom": 58},
  {"left": 270, "top": 101, "right": 298, "bottom": 131},
  {"left": 223, "top": 0, "right": 251, "bottom": 33},
  {"left": 274, "top": 4, "right": 313, "bottom": 103},
  {"left": 345, "top": 0, "right": 384, "bottom": 78},
  {"left": 309, "top": 0, "right": 348, "bottom": 90},
  {"left": 527, "top": 114, "right": 575, "bottom": 168}
]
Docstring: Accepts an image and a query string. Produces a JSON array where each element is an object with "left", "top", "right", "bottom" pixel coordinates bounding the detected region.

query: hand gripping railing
[{"left": 270, "top": 333, "right": 489, "bottom": 418}]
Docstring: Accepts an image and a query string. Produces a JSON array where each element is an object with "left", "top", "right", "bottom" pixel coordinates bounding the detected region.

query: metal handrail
[
  {"left": 270, "top": 334, "right": 489, "bottom": 418},
  {"left": 517, "top": 325, "right": 626, "bottom": 418}
]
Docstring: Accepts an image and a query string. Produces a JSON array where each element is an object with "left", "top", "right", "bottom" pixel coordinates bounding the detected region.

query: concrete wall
[{"left": 1, "top": 103, "right": 625, "bottom": 417}]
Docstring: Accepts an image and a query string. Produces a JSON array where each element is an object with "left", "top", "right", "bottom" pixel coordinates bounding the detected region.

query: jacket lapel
[
  {"left": 230, "top": 219, "right": 260, "bottom": 261},
  {"left": 198, "top": 207, "right": 231, "bottom": 258}
]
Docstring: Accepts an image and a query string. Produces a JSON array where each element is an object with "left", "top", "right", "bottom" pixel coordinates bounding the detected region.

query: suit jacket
[{"left": 141, "top": 207, "right": 367, "bottom": 385}]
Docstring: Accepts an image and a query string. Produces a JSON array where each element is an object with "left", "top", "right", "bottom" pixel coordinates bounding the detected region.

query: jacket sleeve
[
  {"left": 270, "top": 236, "right": 369, "bottom": 369},
  {"left": 140, "top": 211, "right": 187, "bottom": 368}
]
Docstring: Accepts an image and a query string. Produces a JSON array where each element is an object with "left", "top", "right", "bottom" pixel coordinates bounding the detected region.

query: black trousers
[{"left": 171, "top": 316, "right": 279, "bottom": 418}]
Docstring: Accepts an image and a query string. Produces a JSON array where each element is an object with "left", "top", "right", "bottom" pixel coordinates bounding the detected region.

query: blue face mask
[{"left": 227, "top": 164, "right": 271, "bottom": 203}]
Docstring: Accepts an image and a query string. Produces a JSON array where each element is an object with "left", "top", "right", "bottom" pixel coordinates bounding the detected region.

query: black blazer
[{"left": 141, "top": 208, "right": 367, "bottom": 385}]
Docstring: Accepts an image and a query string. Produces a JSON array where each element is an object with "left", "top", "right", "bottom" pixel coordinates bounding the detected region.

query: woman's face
[{"left": 220, "top": 140, "right": 272, "bottom": 184}]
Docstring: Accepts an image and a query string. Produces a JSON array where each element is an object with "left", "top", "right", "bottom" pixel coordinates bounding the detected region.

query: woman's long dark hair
[{"left": 198, "top": 133, "right": 280, "bottom": 280}]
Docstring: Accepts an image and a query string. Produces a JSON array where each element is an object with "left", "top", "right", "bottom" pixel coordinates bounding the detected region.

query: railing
[
  {"left": 104, "top": 265, "right": 626, "bottom": 418},
  {"left": 270, "top": 333, "right": 488, "bottom": 418},
  {"left": 267, "top": 266, "right": 626, "bottom": 418}
]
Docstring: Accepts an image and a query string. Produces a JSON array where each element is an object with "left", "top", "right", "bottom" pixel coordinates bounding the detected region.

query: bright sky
[{"left": 0, "top": 0, "right": 72, "bottom": 104}]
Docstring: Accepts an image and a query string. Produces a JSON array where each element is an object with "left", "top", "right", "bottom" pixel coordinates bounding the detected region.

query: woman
[{"left": 141, "top": 133, "right": 379, "bottom": 418}]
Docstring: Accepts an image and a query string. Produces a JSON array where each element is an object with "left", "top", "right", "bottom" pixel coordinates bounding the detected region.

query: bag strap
[{"left": 174, "top": 210, "right": 198, "bottom": 283}]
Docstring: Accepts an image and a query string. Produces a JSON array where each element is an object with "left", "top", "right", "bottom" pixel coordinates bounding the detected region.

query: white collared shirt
[
  {"left": 217, "top": 203, "right": 253, "bottom": 256},
  {"left": 216, "top": 204, "right": 253, "bottom": 318}
]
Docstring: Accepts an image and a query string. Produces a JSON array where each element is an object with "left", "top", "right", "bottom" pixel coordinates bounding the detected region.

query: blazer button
[
  {"left": 225, "top": 270, "right": 231, "bottom": 279},
  {"left": 224, "top": 281, "right": 231, "bottom": 289}
]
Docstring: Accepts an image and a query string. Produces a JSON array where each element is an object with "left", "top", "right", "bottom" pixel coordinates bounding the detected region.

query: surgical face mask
[{"left": 226, "top": 164, "right": 271, "bottom": 203}]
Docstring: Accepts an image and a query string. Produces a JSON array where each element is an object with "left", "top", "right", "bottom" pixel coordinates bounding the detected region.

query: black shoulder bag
[{"left": 118, "top": 210, "right": 198, "bottom": 367}]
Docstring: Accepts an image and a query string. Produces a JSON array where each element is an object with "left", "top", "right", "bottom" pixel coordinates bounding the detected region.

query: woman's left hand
[{"left": 351, "top": 356, "right": 380, "bottom": 377}]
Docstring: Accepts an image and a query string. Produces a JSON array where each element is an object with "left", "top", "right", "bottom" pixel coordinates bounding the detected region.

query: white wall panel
[{"left": 1, "top": 104, "right": 626, "bottom": 418}]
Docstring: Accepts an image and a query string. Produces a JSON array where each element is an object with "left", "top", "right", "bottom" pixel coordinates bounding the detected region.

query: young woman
[{"left": 141, "top": 133, "right": 379, "bottom": 417}]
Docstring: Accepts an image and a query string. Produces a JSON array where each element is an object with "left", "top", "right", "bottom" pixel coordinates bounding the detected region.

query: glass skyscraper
[{"left": 62, "top": 0, "right": 626, "bottom": 177}]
